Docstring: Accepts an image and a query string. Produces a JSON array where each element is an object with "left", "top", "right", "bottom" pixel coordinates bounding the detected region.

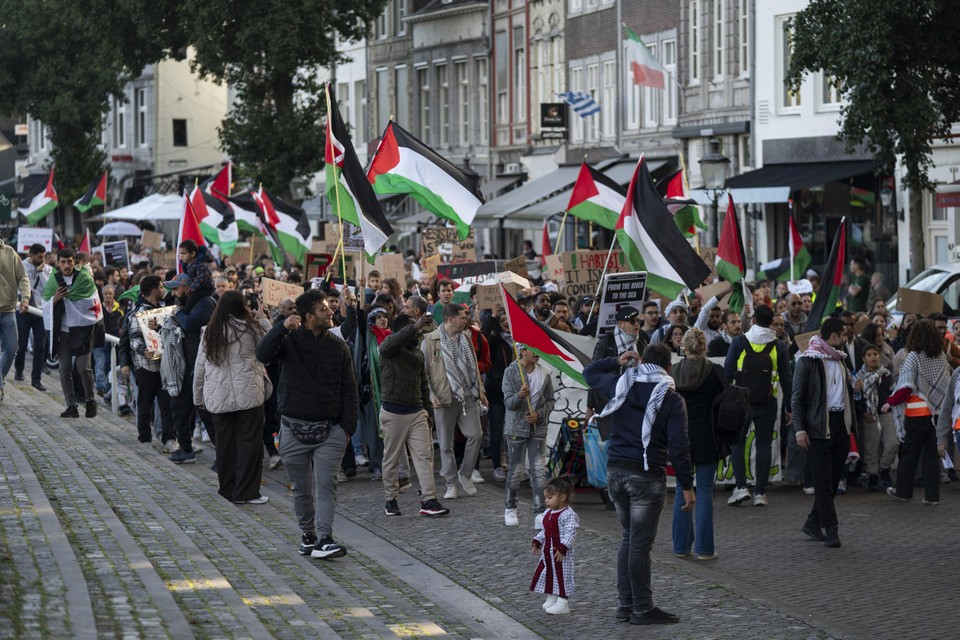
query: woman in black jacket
[
  {"left": 670, "top": 328, "right": 726, "bottom": 561},
  {"left": 482, "top": 311, "right": 515, "bottom": 481}
]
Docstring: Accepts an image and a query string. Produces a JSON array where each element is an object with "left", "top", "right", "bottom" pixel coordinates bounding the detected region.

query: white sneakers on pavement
[
  {"left": 471, "top": 469, "right": 485, "bottom": 484},
  {"left": 492, "top": 467, "right": 507, "bottom": 481},
  {"left": 444, "top": 484, "right": 459, "bottom": 500},
  {"left": 161, "top": 440, "right": 179, "bottom": 454},
  {"left": 504, "top": 508, "right": 519, "bottom": 526},
  {"left": 727, "top": 487, "right": 751, "bottom": 506},
  {"left": 753, "top": 493, "right": 768, "bottom": 507},
  {"left": 542, "top": 595, "right": 558, "bottom": 610},
  {"left": 458, "top": 473, "right": 478, "bottom": 496},
  {"left": 545, "top": 597, "right": 570, "bottom": 614}
]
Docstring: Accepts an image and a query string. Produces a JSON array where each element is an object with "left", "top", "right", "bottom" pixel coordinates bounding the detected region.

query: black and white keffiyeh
[
  {"left": 598, "top": 363, "right": 675, "bottom": 471},
  {"left": 438, "top": 325, "right": 479, "bottom": 407},
  {"left": 614, "top": 326, "right": 638, "bottom": 356}
]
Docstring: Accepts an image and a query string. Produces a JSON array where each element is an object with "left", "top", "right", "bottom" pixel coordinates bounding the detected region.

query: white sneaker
[
  {"left": 542, "top": 595, "right": 558, "bottom": 610},
  {"left": 192, "top": 426, "right": 201, "bottom": 440},
  {"left": 269, "top": 455, "right": 282, "bottom": 470},
  {"left": 162, "top": 440, "right": 179, "bottom": 454},
  {"left": 534, "top": 512, "right": 545, "bottom": 529},
  {"left": 837, "top": 479, "right": 847, "bottom": 494},
  {"left": 444, "top": 484, "right": 459, "bottom": 500},
  {"left": 458, "top": 473, "right": 478, "bottom": 496},
  {"left": 471, "top": 469, "right": 485, "bottom": 484},
  {"left": 727, "top": 487, "right": 751, "bottom": 506},
  {"left": 504, "top": 508, "right": 519, "bottom": 526},
  {"left": 336, "top": 470, "right": 348, "bottom": 483},
  {"left": 201, "top": 429, "right": 211, "bottom": 443},
  {"left": 191, "top": 441, "right": 204, "bottom": 454},
  {"left": 753, "top": 493, "right": 768, "bottom": 507},
  {"left": 545, "top": 597, "right": 570, "bottom": 614},
  {"left": 355, "top": 453, "right": 369, "bottom": 467},
  {"left": 803, "top": 486, "right": 815, "bottom": 495}
]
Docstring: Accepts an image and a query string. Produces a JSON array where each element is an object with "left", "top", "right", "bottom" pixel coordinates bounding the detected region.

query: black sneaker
[
  {"left": 879, "top": 468, "right": 893, "bottom": 488},
  {"left": 61, "top": 406, "right": 80, "bottom": 418},
  {"left": 298, "top": 533, "right": 318, "bottom": 556},
  {"left": 630, "top": 606, "right": 680, "bottom": 625},
  {"left": 419, "top": 499, "right": 450, "bottom": 517},
  {"left": 824, "top": 526, "right": 841, "bottom": 548},
  {"left": 311, "top": 536, "right": 347, "bottom": 559},
  {"left": 85, "top": 400, "right": 98, "bottom": 418},
  {"left": 14, "top": 371, "right": 23, "bottom": 381},
  {"left": 169, "top": 450, "right": 196, "bottom": 465},
  {"left": 385, "top": 499, "right": 402, "bottom": 516},
  {"left": 867, "top": 475, "right": 879, "bottom": 492},
  {"left": 615, "top": 607, "right": 633, "bottom": 622},
  {"left": 801, "top": 519, "right": 825, "bottom": 542}
]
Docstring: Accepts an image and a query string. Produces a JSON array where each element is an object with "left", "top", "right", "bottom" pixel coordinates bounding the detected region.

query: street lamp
[
  {"left": 288, "top": 175, "right": 307, "bottom": 204},
  {"left": 699, "top": 138, "right": 730, "bottom": 247}
]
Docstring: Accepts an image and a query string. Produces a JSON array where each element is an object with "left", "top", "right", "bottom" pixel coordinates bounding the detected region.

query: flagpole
[
  {"left": 554, "top": 209, "right": 570, "bottom": 254},
  {"left": 679, "top": 151, "right": 700, "bottom": 255},
  {"left": 512, "top": 342, "right": 536, "bottom": 415},
  {"left": 324, "top": 82, "right": 350, "bottom": 288}
]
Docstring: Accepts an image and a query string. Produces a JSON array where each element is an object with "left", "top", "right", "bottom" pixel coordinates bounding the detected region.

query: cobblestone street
[{"left": 0, "top": 377, "right": 955, "bottom": 639}]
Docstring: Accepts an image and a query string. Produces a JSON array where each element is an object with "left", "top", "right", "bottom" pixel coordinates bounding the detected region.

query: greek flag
[{"left": 557, "top": 91, "right": 601, "bottom": 117}]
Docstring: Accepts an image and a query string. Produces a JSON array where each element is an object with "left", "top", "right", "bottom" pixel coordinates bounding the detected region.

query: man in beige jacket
[{"left": 0, "top": 238, "right": 30, "bottom": 402}]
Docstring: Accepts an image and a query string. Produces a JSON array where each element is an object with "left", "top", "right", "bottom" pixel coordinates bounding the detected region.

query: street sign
[{"left": 0, "top": 194, "right": 11, "bottom": 221}]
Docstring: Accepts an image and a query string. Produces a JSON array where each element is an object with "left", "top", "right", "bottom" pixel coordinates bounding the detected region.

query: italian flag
[
  {"left": 368, "top": 121, "right": 483, "bottom": 240},
  {"left": 615, "top": 158, "right": 711, "bottom": 299},
  {"left": 20, "top": 169, "right": 58, "bottom": 225},
  {"left": 325, "top": 83, "right": 393, "bottom": 257},
  {"left": 803, "top": 220, "right": 846, "bottom": 332},
  {"left": 565, "top": 162, "right": 625, "bottom": 230},
  {"left": 657, "top": 167, "right": 707, "bottom": 238},
  {"left": 624, "top": 24, "right": 665, "bottom": 89},
  {"left": 74, "top": 172, "right": 108, "bottom": 213},
  {"left": 501, "top": 283, "right": 592, "bottom": 388},
  {"left": 715, "top": 194, "right": 747, "bottom": 312},
  {"left": 758, "top": 215, "right": 812, "bottom": 282},
  {"left": 190, "top": 185, "right": 238, "bottom": 256}
]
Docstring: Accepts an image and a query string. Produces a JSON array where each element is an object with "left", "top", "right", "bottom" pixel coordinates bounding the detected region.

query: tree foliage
[
  {"left": 180, "top": 0, "right": 389, "bottom": 194},
  {"left": 786, "top": 0, "right": 960, "bottom": 272}
]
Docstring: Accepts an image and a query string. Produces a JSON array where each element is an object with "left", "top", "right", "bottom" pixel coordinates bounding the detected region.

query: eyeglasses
[{"left": 627, "top": 318, "right": 640, "bottom": 324}]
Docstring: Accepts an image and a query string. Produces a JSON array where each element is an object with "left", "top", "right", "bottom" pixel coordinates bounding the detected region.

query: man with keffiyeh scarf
[
  {"left": 587, "top": 305, "right": 647, "bottom": 423},
  {"left": 792, "top": 317, "right": 853, "bottom": 549},
  {"left": 584, "top": 343, "right": 694, "bottom": 626}
]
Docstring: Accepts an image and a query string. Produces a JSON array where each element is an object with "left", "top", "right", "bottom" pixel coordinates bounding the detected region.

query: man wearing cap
[
  {"left": 650, "top": 301, "right": 689, "bottom": 344},
  {"left": 571, "top": 295, "right": 598, "bottom": 334},
  {"left": 587, "top": 305, "right": 646, "bottom": 422},
  {"left": 164, "top": 272, "right": 216, "bottom": 464}
]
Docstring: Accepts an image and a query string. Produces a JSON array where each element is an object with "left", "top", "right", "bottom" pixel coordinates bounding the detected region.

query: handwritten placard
[{"left": 261, "top": 277, "right": 305, "bottom": 307}]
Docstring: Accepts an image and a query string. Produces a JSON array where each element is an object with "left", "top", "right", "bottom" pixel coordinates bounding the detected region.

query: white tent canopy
[
  {"left": 96, "top": 221, "right": 143, "bottom": 237},
  {"left": 100, "top": 193, "right": 184, "bottom": 221}
]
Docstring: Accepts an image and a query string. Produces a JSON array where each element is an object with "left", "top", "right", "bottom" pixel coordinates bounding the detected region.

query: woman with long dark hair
[{"left": 194, "top": 290, "right": 271, "bottom": 504}]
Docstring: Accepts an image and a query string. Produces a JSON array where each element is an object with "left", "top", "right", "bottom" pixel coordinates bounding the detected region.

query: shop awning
[
  {"left": 721, "top": 160, "right": 879, "bottom": 204},
  {"left": 480, "top": 175, "right": 523, "bottom": 199},
  {"left": 473, "top": 165, "right": 584, "bottom": 227},
  {"left": 936, "top": 182, "right": 960, "bottom": 208}
]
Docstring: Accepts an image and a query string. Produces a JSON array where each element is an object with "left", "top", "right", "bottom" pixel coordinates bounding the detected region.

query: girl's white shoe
[
  {"left": 545, "top": 597, "right": 570, "bottom": 614},
  {"left": 542, "top": 595, "right": 558, "bottom": 610}
]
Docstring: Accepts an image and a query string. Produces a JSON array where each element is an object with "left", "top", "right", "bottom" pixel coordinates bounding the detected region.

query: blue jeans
[
  {"left": 504, "top": 434, "right": 546, "bottom": 512},
  {"left": 92, "top": 346, "right": 111, "bottom": 394},
  {"left": 671, "top": 464, "right": 716, "bottom": 556},
  {"left": 0, "top": 312, "right": 18, "bottom": 387},
  {"left": 15, "top": 310, "right": 45, "bottom": 383},
  {"left": 607, "top": 467, "right": 666, "bottom": 613}
]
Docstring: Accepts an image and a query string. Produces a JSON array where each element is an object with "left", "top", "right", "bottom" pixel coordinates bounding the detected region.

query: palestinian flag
[
  {"left": 565, "top": 163, "right": 625, "bottom": 230},
  {"left": 190, "top": 185, "right": 238, "bottom": 256},
  {"left": 251, "top": 188, "right": 291, "bottom": 268},
  {"left": 325, "top": 82, "right": 394, "bottom": 257},
  {"left": 368, "top": 121, "right": 483, "bottom": 240},
  {"left": 715, "top": 194, "right": 747, "bottom": 312},
  {"left": 803, "top": 220, "right": 846, "bottom": 333},
  {"left": 615, "top": 157, "right": 711, "bottom": 298},
  {"left": 758, "top": 215, "right": 812, "bottom": 282},
  {"left": 74, "top": 172, "right": 108, "bottom": 213},
  {"left": 78, "top": 228, "right": 91, "bottom": 253},
  {"left": 541, "top": 219, "right": 552, "bottom": 263},
  {"left": 19, "top": 169, "right": 58, "bottom": 225},
  {"left": 624, "top": 24, "right": 665, "bottom": 89},
  {"left": 41, "top": 265, "right": 103, "bottom": 357},
  {"left": 228, "top": 193, "right": 264, "bottom": 235},
  {"left": 177, "top": 192, "right": 207, "bottom": 274},
  {"left": 254, "top": 187, "right": 311, "bottom": 263},
  {"left": 501, "top": 283, "right": 592, "bottom": 388},
  {"left": 656, "top": 166, "right": 707, "bottom": 238},
  {"left": 202, "top": 163, "right": 232, "bottom": 203}
]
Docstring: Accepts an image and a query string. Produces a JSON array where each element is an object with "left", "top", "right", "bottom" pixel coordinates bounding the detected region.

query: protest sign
[
  {"left": 135, "top": 306, "right": 177, "bottom": 357},
  {"left": 596, "top": 272, "right": 648, "bottom": 336},
  {"left": 477, "top": 271, "right": 533, "bottom": 311},
  {"left": 357, "top": 253, "right": 405, "bottom": 283},
  {"left": 422, "top": 254, "right": 443, "bottom": 277},
  {"left": 559, "top": 250, "right": 624, "bottom": 300},
  {"left": 304, "top": 253, "right": 334, "bottom": 280},
  {"left": 699, "top": 246, "right": 718, "bottom": 279},
  {"left": 504, "top": 255, "right": 529, "bottom": 279},
  {"left": 261, "top": 277, "right": 305, "bottom": 307},
  {"left": 16, "top": 227, "right": 53, "bottom": 253},
  {"left": 102, "top": 241, "right": 130, "bottom": 269},
  {"left": 696, "top": 281, "right": 732, "bottom": 310},
  {"left": 436, "top": 261, "right": 498, "bottom": 285},
  {"left": 140, "top": 229, "right": 163, "bottom": 250},
  {"left": 543, "top": 254, "right": 564, "bottom": 284},
  {"left": 896, "top": 288, "right": 944, "bottom": 316},
  {"left": 421, "top": 227, "right": 476, "bottom": 262},
  {"left": 793, "top": 330, "right": 817, "bottom": 355}
]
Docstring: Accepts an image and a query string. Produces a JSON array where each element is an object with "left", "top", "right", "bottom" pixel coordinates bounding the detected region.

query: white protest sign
[
  {"left": 16, "top": 227, "right": 53, "bottom": 253},
  {"left": 596, "top": 271, "right": 648, "bottom": 337}
]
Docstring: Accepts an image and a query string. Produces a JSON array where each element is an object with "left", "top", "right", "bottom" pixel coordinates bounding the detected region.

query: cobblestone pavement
[{"left": 1, "top": 375, "right": 953, "bottom": 638}]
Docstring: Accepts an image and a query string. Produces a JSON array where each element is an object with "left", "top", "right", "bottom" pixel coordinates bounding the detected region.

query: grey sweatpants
[
  {"left": 434, "top": 398, "right": 481, "bottom": 486},
  {"left": 279, "top": 420, "right": 347, "bottom": 539}
]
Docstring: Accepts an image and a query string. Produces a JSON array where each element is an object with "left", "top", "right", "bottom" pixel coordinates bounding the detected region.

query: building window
[
  {"left": 713, "top": 0, "right": 725, "bottom": 79},
  {"left": 135, "top": 88, "right": 147, "bottom": 147},
  {"left": 114, "top": 97, "right": 126, "bottom": 148},
  {"left": 602, "top": 60, "right": 616, "bottom": 139},
  {"left": 586, "top": 63, "right": 598, "bottom": 142},
  {"left": 689, "top": 0, "right": 700, "bottom": 84},
  {"left": 495, "top": 30, "right": 508, "bottom": 125},
  {"left": 570, "top": 0, "right": 582, "bottom": 12},
  {"left": 537, "top": 41, "right": 548, "bottom": 118},
  {"left": 570, "top": 66, "right": 583, "bottom": 143},
  {"left": 172, "top": 119, "right": 187, "bottom": 147},
  {"left": 395, "top": 0, "right": 406, "bottom": 36},
  {"left": 376, "top": 6, "right": 387, "bottom": 39},
  {"left": 643, "top": 46, "right": 659, "bottom": 128},
  {"left": 438, "top": 64, "right": 450, "bottom": 147},
  {"left": 779, "top": 16, "right": 800, "bottom": 110},
  {"left": 418, "top": 67, "right": 430, "bottom": 141},
  {"left": 376, "top": 67, "right": 389, "bottom": 134},
  {"left": 739, "top": 133, "right": 752, "bottom": 169},
  {"left": 662, "top": 39, "right": 677, "bottom": 124},
  {"left": 395, "top": 66, "right": 409, "bottom": 128},
  {"left": 514, "top": 26, "right": 526, "bottom": 123},
  {"left": 477, "top": 59, "right": 489, "bottom": 145},
  {"left": 586, "top": 0, "right": 598, "bottom": 9},
  {"left": 456, "top": 61, "right": 469, "bottom": 146},
  {"left": 739, "top": 0, "right": 749, "bottom": 76},
  {"left": 37, "top": 122, "right": 46, "bottom": 151},
  {"left": 819, "top": 74, "right": 841, "bottom": 110},
  {"left": 354, "top": 80, "right": 367, "bottom": 145}
]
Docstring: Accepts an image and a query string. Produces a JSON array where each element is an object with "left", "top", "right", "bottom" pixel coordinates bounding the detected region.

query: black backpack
[
  {"left": 736, "top": 341, "right": 776, "bottom": 405},
  {"left": 712, "top": 370, "right": 750, "bottom": 443}
]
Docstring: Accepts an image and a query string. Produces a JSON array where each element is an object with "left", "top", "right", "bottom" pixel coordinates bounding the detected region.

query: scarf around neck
[
  {"left": 599, "top": 363, "right": 675, "bottom": 471},
  {"left": 857, "top": 363, "right": 890, "bottom": 416},
  {"left": 803, "top": 335, "right": 845, "bottom": 361},
  {"left": 614, "top": 326, "right": 637, "bottom": 356},
  {"left": 439, "top": 325, "right": 479, "bottom": 408}
]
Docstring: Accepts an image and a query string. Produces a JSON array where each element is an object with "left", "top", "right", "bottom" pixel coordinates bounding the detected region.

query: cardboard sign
[
  {"left": 559, "top": 250, "right": 625, "bottom": 300},
  {"left": 102, "top": 240, "right": 130, "bottom": 269},
  {"left": 699, "top": 246, "right": 718, "bottom": 279},
  {"left": 896, "top": 288, "right": 944, "bottom": 316},
  {"left": 422, "top": 254, "right": 443, "bottom": 277},
  {"left": 421, "top": 227, "right": 476, "bottom": 262},
  {"left": 477, "top": 272, "right": 533, "bottom": 311},
  {"left": 504, "top": 255, "right": 529, "bottom": 279},
  {"left": 325, "top": 251, "right": 362, "bottom": 285},
  {"left": 16, "top": 227, "right": 53, "bottom": 253},
  {"left": 261, "top": 277, "right": 305, "bottom": 308},
  {"left": 543, "top": 254, "right": 564, "bottom": 284},
  {"left": 135, "top": 306, "right": 177, "bottom": 357},
  {"left": 793, "top": 330, "right": 818, "bottom": 355},
  {"left": 596, "top": 272, "right": 648, "bottom": 336},
  {"left": 436, "top": 261, "right": 498, "bottom": 285},
  {"left": 140, "top": 229, "right": 163, "bottom": 250},
  {"left": 697, "top": 281, "right": 732, "bottom": 311},
  {"left": 358, "top": 253, "right": 405, "bottom": 283}
]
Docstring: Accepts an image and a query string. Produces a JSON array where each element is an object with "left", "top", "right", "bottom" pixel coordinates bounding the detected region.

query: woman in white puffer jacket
[{"left": 194, "top": 290, "right": 271, "bottom": 504}]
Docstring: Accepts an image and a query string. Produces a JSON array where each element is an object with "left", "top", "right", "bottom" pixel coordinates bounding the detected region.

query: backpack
[
  {"left": 736, "top": 341, "right": 776, "bottom": 404},
  {"left": 712, "top": 369, "right": 750, "bottom": 444}
]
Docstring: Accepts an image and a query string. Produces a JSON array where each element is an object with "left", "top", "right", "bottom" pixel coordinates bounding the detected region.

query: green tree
[
  {"left": 0, "top": 1, "right": 184, "bottom": 209},
  {"left": 786, "top": 0, "right": 960, "bottom": 274},
  {"left": 181, "top": 0, "right": 388, "bottom": 196}
]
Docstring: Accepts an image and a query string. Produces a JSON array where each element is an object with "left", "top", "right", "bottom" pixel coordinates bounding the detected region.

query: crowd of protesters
[{"left": 2, "top": 232, "right": 959, "bottom": 626}]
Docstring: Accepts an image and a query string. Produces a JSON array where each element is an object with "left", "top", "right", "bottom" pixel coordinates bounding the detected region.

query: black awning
[{"left": 725, "top": 160, "right": 878, "bottom": 190}]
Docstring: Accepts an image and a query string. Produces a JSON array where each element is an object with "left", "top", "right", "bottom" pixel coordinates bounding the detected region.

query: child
[
  {"left": 177, "top": 239, "right": 216, "bottom": 313},
  {"left": 531, "top": 477, "right": 579, "bottom": 615},
  {"left": 857, "top": 344, "right": 897, "bottom": 490}
]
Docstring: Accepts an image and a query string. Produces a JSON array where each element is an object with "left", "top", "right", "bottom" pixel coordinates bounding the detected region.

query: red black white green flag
[
  {"left": 201, "top": 163, "right": 232, "bottom": 203},
  {"left": 177, "top": 193, "right": 207, "bottom": 274},
  {"left": 190, "top": 185, "right": 238, "bottom": 256},
  {"left": 19, "top": 169, "right": 58, "bottom": 225},
  {"left": 758, "top": 213, "right": 812, "bottom": 282},
  {"left": 253, "top": 187, "right": 311, "bottom": 263},
  {"left": 566, "top": 162, "right": 625, "bottom": 230},
  {"left": 368, "top": 121, "right": 483, "bottom": 240},
  {"left": 74, "top": 172, "right": 108, "bottom": 213},
  {"left": 715, "top": 194, "right": 747, "bottom": 312},
  {"left": 656, "top": 167, "right": 707, "bottom": 238},
  {"left": 803, "top": 219, "right": 847, "bottom": 333}
]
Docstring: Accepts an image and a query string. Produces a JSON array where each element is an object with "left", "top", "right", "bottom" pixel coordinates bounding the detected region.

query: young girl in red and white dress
[{"left": 531, "top": 477, "right": 579, "bottom": 614}]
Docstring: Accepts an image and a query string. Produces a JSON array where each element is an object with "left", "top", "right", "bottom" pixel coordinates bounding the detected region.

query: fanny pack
[{"left": 282, "top": 417, "right": 335, "bottom": 445}]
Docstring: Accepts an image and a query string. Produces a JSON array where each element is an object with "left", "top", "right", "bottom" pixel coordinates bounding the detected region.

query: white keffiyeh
[
  {"left": 598, "top": 363, "right": 675, "bottom": 471},
  {"left": 438, "top": 325, "right": 479, "bottom": 408}
]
